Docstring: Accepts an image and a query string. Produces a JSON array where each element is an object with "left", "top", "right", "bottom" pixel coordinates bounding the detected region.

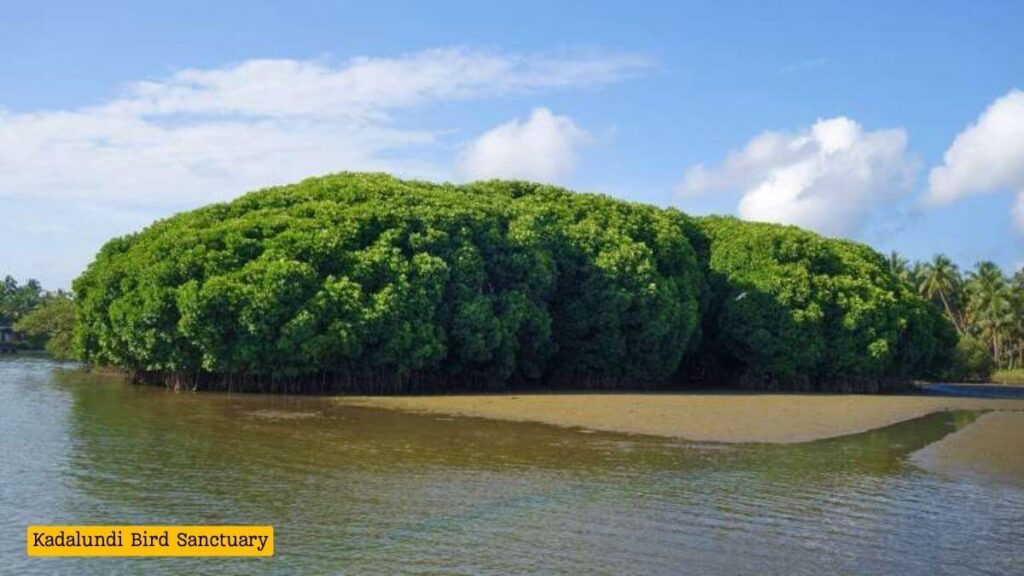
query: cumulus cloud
[
  {"left": 0, "top": 48, "right": 648, "bottom": 205},
  {"left": 677, "top": 117, "right": 916, "bottom": 237},
  {"left": 0, "top": 48, "right": 648, "bottom": 287},
  {"left": 457, "top": 108, "right": 588, "bottom": 183},
  {"left": 927, "top": 89, "right": 1024, "bottom": 233}
]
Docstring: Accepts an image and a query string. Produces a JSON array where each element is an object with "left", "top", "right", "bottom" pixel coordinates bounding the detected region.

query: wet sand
[
  {"left": 911, "top": 411, "right": 1024, "bottom": 486},
  {"left": 342, "top": 392, "right": 1024, "bottom": 444}
]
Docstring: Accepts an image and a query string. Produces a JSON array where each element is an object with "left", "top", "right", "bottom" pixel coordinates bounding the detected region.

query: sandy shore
[
  {"left": 911, "top": 411, "right": 1024, "bottom": 486},
  {"left": 341, "top": 392, "right": 1024, "bottom": 444}
]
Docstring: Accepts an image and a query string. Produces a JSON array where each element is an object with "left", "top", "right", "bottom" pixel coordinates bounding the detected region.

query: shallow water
[
  {"left": 923, "top": 382, "right": 1024, "bottom": 399},
  {"left": 2, "top": 357, "right": 1022, "bottom": 575}
]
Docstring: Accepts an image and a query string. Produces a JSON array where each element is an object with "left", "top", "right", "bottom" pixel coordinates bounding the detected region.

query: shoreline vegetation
[
  {"left": 992, "top": 369, "right": 1024, "bottom": 385},
  {"left": 72, "top": 172, "right": 961, "bottom": 394},
  {"left": 1, "top": 277, "right": 75, "bottom": 358}
]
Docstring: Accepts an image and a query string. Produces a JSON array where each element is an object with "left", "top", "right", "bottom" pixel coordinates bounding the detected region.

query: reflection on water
[{"left": 1, "top": 357, "right": 1022, "bottom": 575}]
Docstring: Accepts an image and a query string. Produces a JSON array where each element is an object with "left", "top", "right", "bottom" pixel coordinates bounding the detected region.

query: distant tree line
[
  {"left": 1, "top": 276, "right": 75, "bottom": 359},
  {"left": 66, "top": 173, "right": 1001, "bottom": 393},
  {"left": 1, "top": 276, "right": 44, "bottom": 325},
  {"left": 888, "top": 252, "right": 1024, "bottom": 381}
]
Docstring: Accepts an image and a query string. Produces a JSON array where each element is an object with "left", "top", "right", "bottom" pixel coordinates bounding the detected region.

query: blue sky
[{"left": 2, "top": 1, "right": 1022, "bottom": 289}]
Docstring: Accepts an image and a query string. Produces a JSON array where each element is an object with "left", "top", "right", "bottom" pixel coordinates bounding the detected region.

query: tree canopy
[
  {"left": 690, "top": 217, "right": 955, "bottom": 390},
  {"left": 1, "top": 276, "right": 44, "bottom": 326},
  {"left": 74, "top": 173, "right": 702, "bottom": 392},
  {"left": 13, "top": 293, "right": 76, "bottom": 359},
  {"left": 887, "top": 255, "right": 1024, "bottom": 381},
  {"left": 73, "top": 172, "right": 956, "bottom": 393}
]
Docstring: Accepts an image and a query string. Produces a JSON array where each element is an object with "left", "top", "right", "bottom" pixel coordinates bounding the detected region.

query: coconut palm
[
  {"left": 1011, "top": 289, "right": 1024, "bottom": 369},
  {"left": 888, "top": 251, "right": 913, "bottom": 286},
  {"left": 966, "top": 262, "right": 1014, "bottom": 366},
  {"left": 918, "top": 255, "right": 965, "bottom": 335}
]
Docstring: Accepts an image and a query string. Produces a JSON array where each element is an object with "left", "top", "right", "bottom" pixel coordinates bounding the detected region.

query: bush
[
  {"left": 947, "top": 336, "right": 996, "bottom": 382},
  {"left": 992, "top": 369, "right": 1024, "bottom": 385}
]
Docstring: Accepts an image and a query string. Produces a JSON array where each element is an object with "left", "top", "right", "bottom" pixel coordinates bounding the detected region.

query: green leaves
[
  {"left": 1, "top": 276, "right": 44, "bottom": 325},
  {"left": 73, "top": 173, "right": 706, "bottom": 387},
  {"left": 71, "top": 172, "right": 952, "bottom": 391},
  {"left": 12, "top": 293, "right": 76, "bottom": 359},
  {"left": 693, "top": 216, "right": 955, "bottom": 388}
]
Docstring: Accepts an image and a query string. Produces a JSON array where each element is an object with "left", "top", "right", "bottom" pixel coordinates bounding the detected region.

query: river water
[{"left": 2, "top": 357, "right": 1022, "bottom": 575}]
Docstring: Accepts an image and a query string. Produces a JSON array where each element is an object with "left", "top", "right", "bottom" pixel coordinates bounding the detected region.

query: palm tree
[
  {"left": 888, "top": 251, "right": 913, "bottom": 286},
  {"left": 965, "top": 262, "right": 1011, "bottom": 366},
  {"left": 1010, "top": 288, "right": 1024, "bottom": 369},
  {"left": 910, "top": 261, "right": 926, "bottom": 289},
  {"left": 919, "top": 255, "right": 966, "bottom": 335}
]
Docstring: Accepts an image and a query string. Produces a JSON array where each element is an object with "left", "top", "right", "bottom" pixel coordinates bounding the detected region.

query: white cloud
[
  {"left": 0, "top": 48, "right": 648, "bottom": 205},
  {"left": 122, "top": 50, "right": 651, "bottom": 119},
  {"left": 0, "top": 48, "right": 648, "bottom": 288},
  {"left": 677, "top": 117, "right": 916, "bottom": 237},
  {"left": 927, "top": 89, "right": 1024, "bottom": 234},
  {"left": 457, "top": 108, "right": 589, "bottom": 183}
]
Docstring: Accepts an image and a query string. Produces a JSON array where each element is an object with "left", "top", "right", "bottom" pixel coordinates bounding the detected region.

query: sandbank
[
  {"left": 911, "top": 411, "right": 1024, "bottom": 486},
  {"left": 341, "top": 392, "right": 1024, "bottom": 444}
]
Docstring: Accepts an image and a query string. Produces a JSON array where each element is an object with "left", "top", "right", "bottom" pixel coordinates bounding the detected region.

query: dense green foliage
[
  {"left": 74, "top": 173, "right": 701, "bottom": 391},
  {"left": 1, "top": 276, "right": 75, "bottom": 356},
  {"left": 13, "top": 294, "right": 76, "bottom": 359},
  {"left": 688, "top": 217, "right": 954, "bottom": 390},
  {"left": 992, "top": 369, "right": 1024, "bottom": 385},
  {"left": 947, "top": 336, "right": 996, "bottom": 382},
  {"left": 73, "top": 172, "right": 958, "bottom": 392},
  {"left": 889, "top": 253, "right": 1024, "bottom": 377},
  {"left": 1, "top": 276, "right": 44, "bottom": 326}
]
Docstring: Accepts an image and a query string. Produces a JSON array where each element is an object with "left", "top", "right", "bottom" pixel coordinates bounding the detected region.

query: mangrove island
[{"left": 72, "top": 172, "right": 958, "bottom": 394}]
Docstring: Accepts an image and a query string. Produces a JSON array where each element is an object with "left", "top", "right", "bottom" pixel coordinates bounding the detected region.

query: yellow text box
[{"left": 27, "top": 525, "right": 273, "bottom": 557}]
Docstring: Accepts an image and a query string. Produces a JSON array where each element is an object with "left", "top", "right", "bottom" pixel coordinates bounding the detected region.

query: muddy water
[{"left": 2, "top": 357, "right": 1022, "bottom": 575}]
